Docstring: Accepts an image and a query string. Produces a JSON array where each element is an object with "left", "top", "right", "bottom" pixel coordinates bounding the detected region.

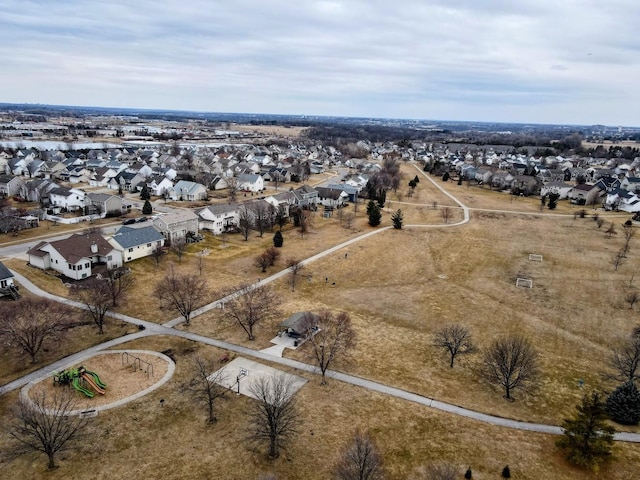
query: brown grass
[{"left": 2, "top": 172, "right": 640, "bottom": 478}]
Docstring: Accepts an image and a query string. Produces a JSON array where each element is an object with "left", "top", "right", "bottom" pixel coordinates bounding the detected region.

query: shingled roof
[
  {"left": 111, "top": 225, "right": 165, "bottom": 249},
  {"left": 27, "top": 232, "right": 114, "bottom": 264}
]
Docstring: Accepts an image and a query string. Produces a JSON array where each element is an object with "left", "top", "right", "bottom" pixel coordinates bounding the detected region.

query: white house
[
  {"left": 48, "top": 187, "right": 86, "bottom": 211},
  {"left": 0, "top": 260, "right": 17, "bottom": 298},
  {"left": 109, "top": 225, "right": 165, "bottom": 262},
  {"left": 540, "top": 182, "right": 573, "bottom": 200},
  {"left": 27, "top": 232, "right": 122, "bottom": 280},
  {"left": 171, "top": 180, "right": 208, "bottom": 201},
  {"left": 196, "top": 203, "right": 240, "bottom": 234},
  {"left": 237, "top": 173, "right": 264, "bottom": 192}
]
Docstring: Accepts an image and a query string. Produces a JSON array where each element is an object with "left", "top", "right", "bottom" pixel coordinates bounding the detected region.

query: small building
[
  {"left": 196, "top": 203, "right": 240, "bottom": 234},
  {"left": 171, "top": 180, "right": 208, "bottom": 201},
  {"left": 152, "top": 209, "right": 199, "bottom": 244},
  {"left": 278, "top": 312, "right": 319, "bottom": 339}
]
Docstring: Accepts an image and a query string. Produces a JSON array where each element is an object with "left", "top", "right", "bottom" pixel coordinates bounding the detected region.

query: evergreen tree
[
  {"left": 547, "top": 192, "right": 559, "bottom": 210},
  {"left": 142, "top": 200, "right": 153, "bottom": 215},
  {"left": 464, "top": 467, "right": 472, "bottom": 479},
  {"left": 273, "top": 230, "right": 284, "bottom": 248},
  {"left": 442, "top": 172, "right": 450, "bottom": 182},
  {"left": 367, "top": 200, "right": 381, "bottom": 227},
  {"left": 366, "top": 181, "right": 376, "bottom": 200},
  {"left": 377, "top": 188, "right": 386, "bottom": 208},
  {"left": 557, "top": 392, "right": 616, "bottom": 471},
  {"left": 413, "top": 175, "right": 420, "bottom": 184},
  {"left": 140, "top": 184, "right": 151, "bottom": 200},
  {"left": 606, "top": 381, "right": 640, "bottom": 425},
  {"left": 391, "top": 209, "right": 403, "bottom": 230},
  {"left": 501, "top": 465, "right": 511, "bottom": 478}
]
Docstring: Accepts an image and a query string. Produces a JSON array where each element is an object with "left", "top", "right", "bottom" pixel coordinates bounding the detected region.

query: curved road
[{"left": 2, "top": 168, "right": 639, "bottom": 443}]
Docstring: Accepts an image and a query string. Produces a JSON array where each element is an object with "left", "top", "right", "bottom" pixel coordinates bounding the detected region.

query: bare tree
[
  {"left": 70, "top": 279, "right": 111, "bottom": 334},
  {"left": 433, "top": 324, "right": 476, "bottom": 368},
  {"left": 613, "top": 249, "right": 626, "bottom": 271},
  {"left": 297, "top": 210, "right": 313, "bottom": 238},
  {"left": 274, "top": 204, "right": 288, "bottom": 230},
  {"left": 609, "top": 334, "right": 640, "bottom": 384},
  {"left": 271, "top": 170, "right": 284, "bottom": 191},
  {"left": 286, "top": 258, "right": 304, "bottom": 292},
  {"left": 605, "top": 222, "right": 617, "bottom": 238},
  {"left": 171, "top": 237, "right": 187, "bottom": 262},
  {"left": 625, "top": 290, "right": 640, "bottom": 309},
  {"left": 0, "top": 298, "right": 71, "bottom": 363},
  {"left": 152, "top": 244, "right": 165, "bottom": 266},
  {"left": 482, "top": 335, "right": 540, "bottom": 400},
  {"left": 440, "top": 206, "right": 452, "bottom": 224},
  {"left": 415, "top": 461, "right": 458, "bottom": 480},
  {"left": 334, "top": 430, "right": 385, "bottom": 480},
  {"left": 622, "top": 222, "right": 635, "bottom": 256},
  {"left": 252, "top": 202, "right": 271, "bottom": 237},
  {"left": 7, "top": 390, "right": 89, "bottom": 470},
  {"left": 222, "top": 283, "right": 280, "bottom": 340},
  {"left": 238, "top": 207, "right": 253, "bottom": 241},
  {"left": 104, "top": 266, "right": 134, "bottom": 307},
  {"left": 155, "top": 267, "right": 208, "bottom": 326},
  {"left": 189, "top": 355, "right": 228, "bottom": 424},
  {"left": 254, "top": 247, "right": 280, "bottom": 273},
  {"left": 247, "top": 374, "right": 299, "bottom": 459},
  {"left": 342, "top": 212, "right": 355, "bottom": 230},
  {"left": 226, "top": 176, "right": 240, "bottom": 202},
  {"left": 302, "top": 311, "right": 356, "bottom": 385}
]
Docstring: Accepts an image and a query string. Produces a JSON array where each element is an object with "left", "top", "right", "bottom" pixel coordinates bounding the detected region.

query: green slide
[
  {"left": 72, "top": 376, "right": 94, "bottom": 398},
  {"left": 85, "top": 370, "right": 107, "bottom": 389}
]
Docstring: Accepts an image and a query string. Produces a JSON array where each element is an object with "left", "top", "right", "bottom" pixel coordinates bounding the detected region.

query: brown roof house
[{"left": 27, "top": 232, "right": 122, "bottom": 280}]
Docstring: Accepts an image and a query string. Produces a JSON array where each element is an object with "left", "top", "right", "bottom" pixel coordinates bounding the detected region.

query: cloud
[{"left": 0, "top": 0, "right": 639, "bottom": 125}]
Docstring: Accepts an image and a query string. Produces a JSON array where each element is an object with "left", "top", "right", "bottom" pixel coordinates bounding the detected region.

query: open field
[
  {"left": 2, "top": 167, "right": 640, "bottom": 477},
  {"left": 1, "top": 337, "right": 639, "bottom": 480},
  {"left": 232, "top": 123, "right": 309, "bottom": 138}
]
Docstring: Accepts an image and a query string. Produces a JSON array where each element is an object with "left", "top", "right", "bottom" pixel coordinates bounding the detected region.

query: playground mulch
[{"left": 28, "top": 351, "right": 170, "bottom": 409}]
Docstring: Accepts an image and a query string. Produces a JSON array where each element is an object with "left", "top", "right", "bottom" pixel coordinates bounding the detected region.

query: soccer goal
[
  {"left": 516, "top": 278, "right": 533, "bottom": 289},
  {"left": 529, "top": 254, "right": 543, "bottom": 262}
]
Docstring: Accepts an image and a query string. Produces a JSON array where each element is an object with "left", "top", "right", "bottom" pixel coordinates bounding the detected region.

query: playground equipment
[
  {"left": 121, "top": 352, "right": 154, "bottom": 378},
  {"left": 53, "top": 366, "right": 107, "bottom": 398}
]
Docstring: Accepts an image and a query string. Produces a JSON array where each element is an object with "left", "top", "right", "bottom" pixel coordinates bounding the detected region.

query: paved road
[{"left": 3, "top": 170, "right": 639, "bottom": 443}]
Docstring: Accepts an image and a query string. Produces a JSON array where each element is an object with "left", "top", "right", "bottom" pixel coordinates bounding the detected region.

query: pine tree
[
  {"left": 413, "top": 175, "right": 420, "bottom": 184},
  {"left": 273, "top": 230, "right": 284, "bottom": 248},
  {"left": 464, "top": 467, "right": 472, "bottom": 479},
  {"left": 391, "top": 209, "right": 403, "bottom": 230},
  {"left": 501, "top": 465, "right": 511, "bottom": 478},
  {"left": 142, "top": 200, "right": 153, "bottom": 215},
  {"left": 606, "top": 381, "right": 640, "bottom": 425},
  {"left": 557, "top": 392, "right": 616, "bottom": 471},
  {"left": 140, "top": 184, "right": 151, "bottom": 200},
  {"left": 367, "top": 200, "right": 381, "bottom": 227},
  {"left": 377, "top": 188, "right": 386, "bottom": 208}
]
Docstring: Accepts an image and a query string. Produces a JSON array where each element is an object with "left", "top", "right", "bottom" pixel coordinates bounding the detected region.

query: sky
[{"left": 1, "top": 0, "right": 639, "bottom": 126}]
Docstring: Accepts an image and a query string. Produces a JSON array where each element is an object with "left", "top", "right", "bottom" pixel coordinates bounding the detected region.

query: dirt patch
[{"left": 27, "top": 351, "right": 170, "bottom": 409}]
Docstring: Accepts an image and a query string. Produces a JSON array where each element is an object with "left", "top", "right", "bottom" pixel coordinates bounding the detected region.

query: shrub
[
  {"left": 606, "top": 381, "right": 640, "bottom": 425},
  {"left": 502, "top": 465, "right": 511, "bottom": 478}
]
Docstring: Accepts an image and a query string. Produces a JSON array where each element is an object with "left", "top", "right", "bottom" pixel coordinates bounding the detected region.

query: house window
[
  {"left": 68, "top": 263, "right": 72, "bottom": 270},
  {"left": 107, "top": 255, "right": 112, "bottom": 261},
  {"left": 0, "top": 280, "right": 6, "bottom": 288},
  {"left": 78, "top": 265, "right": 82, "bottom": 270},
  {"left": 128, "top": 248, "right": 133, "bottom": 252},
  {"left": 147, "top": 243, "right": 151, "bottom": 247},
  {"left": 85, "top": 263, "right": 90, "bottom": 268}
]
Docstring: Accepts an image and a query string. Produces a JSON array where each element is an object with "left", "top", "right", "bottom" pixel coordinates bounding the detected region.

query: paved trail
[{"left": 3, "top": 168, "right": 639, "bottom": 443}]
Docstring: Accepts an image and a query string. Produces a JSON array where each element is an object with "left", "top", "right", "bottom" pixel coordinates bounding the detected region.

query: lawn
[{"left": 2, "top": 168, "right": 640, "bottom": 478}]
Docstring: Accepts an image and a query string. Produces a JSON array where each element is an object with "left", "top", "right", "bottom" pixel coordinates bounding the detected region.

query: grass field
[{"left": 1, "top": 167, "right": 639, "bottom": 478}]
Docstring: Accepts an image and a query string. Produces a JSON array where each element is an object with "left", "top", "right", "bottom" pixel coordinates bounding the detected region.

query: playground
[{"left": 22, "top": 350, "right": 174, "bottom": 413}]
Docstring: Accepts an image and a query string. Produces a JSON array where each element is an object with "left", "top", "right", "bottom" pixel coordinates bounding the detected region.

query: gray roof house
[
  {"left": 0, "top": 260, "right": 18, "bottom": 299},
  {"left": 152, "top": 210, "right": 199, "bottom": 244},
  {"left": 109, "top": 225, "right": 166, "bottom": 262}
]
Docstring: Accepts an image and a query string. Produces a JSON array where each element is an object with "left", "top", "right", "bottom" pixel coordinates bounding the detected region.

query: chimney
[{"left": 90, "top": 242, "right": 98, "bottom": 254}]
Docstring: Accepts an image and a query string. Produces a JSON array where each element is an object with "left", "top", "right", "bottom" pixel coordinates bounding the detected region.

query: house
[
  {"left": 0, "top": 260, "right": 19, "bottom": 299},
  {"left": 594, "top": 176, "right": 622, "bottom": 194},
  {"left": 196, "top": 203, "right": 240, "bottom": 234},
  {"left": 152, "top": 210, "right": 199, "bottom": 244},
  {"left": 88, "top": 167, "right": 119, "bottom": 187},
  {"left": 237, "top": 173, "right": 264, "bottom": 192},
  {"left": 146, "top": 175, "right": 174, "bottom": 197},
  {"left": 291, "top": 185, "right": 319, "bottom": 208},
  {"left": 604, "top": 189, "right": 640, "bottom": 212},
  {"left": 24, "top": 179, "right": 57, "bottom": 203},
  {"left": 568, "top": 184, "right": 599, "bottom": 205},
  {"left": 315, "top": 186, "right": 347, "bottom": 209},
  {"left": 326, "top": 184, "right": 359, "bottom": 202},
  {"left": 0, "top": 174, "right": 25, "bottom": 197},
  {"left": 86, "top": 193, "right": 124, "bottom": 217},
  {"left": 108, "top": 171, "right": 144, "bottom": 192},
  {"left": 171, "top": 180, "right": 208, "bottom": 201},
  {"left": 209, "top": 175, "right": 229, "bottom": 191},
  {"left": 109, "top": 225, "right": 165, "bottom": 262},
  {"left": 27, "top": 232, "right": 122, "bottom": 280},
  {"left": 39, "top": 160, "right": 66, "bottom": 179},
  {"left": 621, "top": 177, "right": 640, "bottom": 194},
  {"left": 540, "top": 182, "right": 573, "bottom": 200},
  {"left": 48, "top": 187, "right": 86, "bottom": 211}
]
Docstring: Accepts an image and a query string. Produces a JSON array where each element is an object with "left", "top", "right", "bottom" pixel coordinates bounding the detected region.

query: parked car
[
  {"left": 122, "top": 218, "right": 136, "bottom": 225},
  {"left": 136, "top": 217, "right": 148, "bottom": 223}
]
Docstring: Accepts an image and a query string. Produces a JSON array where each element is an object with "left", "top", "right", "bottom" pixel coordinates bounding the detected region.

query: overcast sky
[{"left": 1, "top": 0, "right": 638, "bottom": 126}]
